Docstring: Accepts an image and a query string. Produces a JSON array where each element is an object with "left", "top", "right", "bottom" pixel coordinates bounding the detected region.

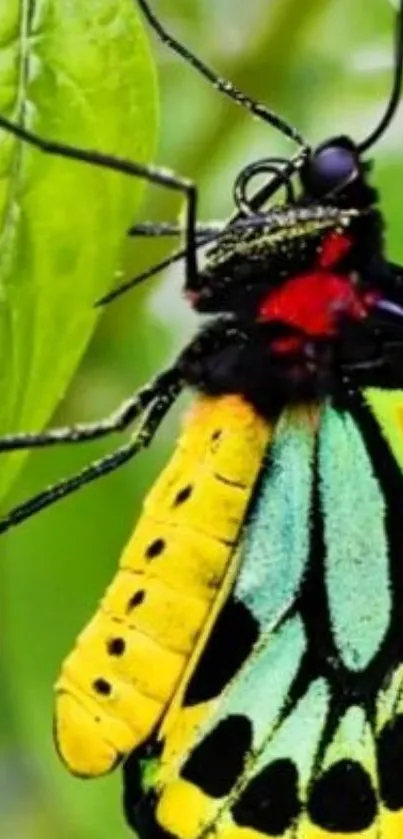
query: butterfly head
[{"left": 300, "top": 136, "right": 377, "bottom": 208}]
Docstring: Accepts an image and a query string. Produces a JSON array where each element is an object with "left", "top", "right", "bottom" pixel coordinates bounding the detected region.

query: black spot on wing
[
  {"left": 378, "top": 714, "right": 403, "bottom": 810},
  {"left": 232, "top": 759, "right": 301, "bottom": 836},
  {"left": 183, "top": 598, "right": 259, "bottom": 705},
  {"left": 181, "top": 715, "right": 252, "bottom": 798},
  {"left": 308, "top": 759, "right": 377, "bottom": 831}
]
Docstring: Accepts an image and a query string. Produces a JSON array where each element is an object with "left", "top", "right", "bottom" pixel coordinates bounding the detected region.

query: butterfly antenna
[
  {"left": 358, "top": 0, "right": 403, "bottom": 152},
  {"left": 136, "top": 0, "right": 309, "bottom": 150}
]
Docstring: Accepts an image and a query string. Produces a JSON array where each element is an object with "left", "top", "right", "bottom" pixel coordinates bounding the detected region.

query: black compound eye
[{"left": 301, "top": 138, "right": 359, "bottom": 198}]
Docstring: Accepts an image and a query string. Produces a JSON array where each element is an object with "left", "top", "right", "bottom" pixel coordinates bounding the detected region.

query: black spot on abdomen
[
  {"left": 127, "top": 590, "right": 146, "bottom": 612},
  {"left": 378, "top": 715, "right": 403, "bottom": 810},
  {"left": 308, "top": 759, "right": 377, "bottom": 831},
  {"left": 173, "top": 485, "right": 193, "bottom": 506},
  {"left": 146, "top": 539, "right": 165, "bottom": 560},
  {"left": 181, "top": 715, "right": 252, "bottom": 798},
  {"left": 93, "top": 678, "right": 112, "bottom": 696},
  {"left": 183, "top": 598, "right": 258, "bottom": 705},
  {"left": 232, "top": 759, "right": 301, "bottom": 836},
  {"left": 107, "top": 637, "right": 125, "bottom": 656}
]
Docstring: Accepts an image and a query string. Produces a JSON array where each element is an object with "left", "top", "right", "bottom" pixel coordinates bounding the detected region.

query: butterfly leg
[
  {"left": 0, "top": 383, "right": 180, "bottom": 535},
  {"left": 0, "top": 369, "right": 181, "bottom": 452},
  {"left": 0, "top": 320, "right": 235, "bottom": 456},
  {"left": 128, "top": 221, "right": 228, "bottom": 237},
  {"left": 0, "top": 326, "right": 237, "bottom": 534}
]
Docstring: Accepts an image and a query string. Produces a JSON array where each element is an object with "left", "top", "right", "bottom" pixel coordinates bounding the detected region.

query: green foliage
[
  {"left": 0, "top": 0, "right": 157, "bottom": 501},
  {"left": 1, "top": 1, "right": 403, "bottom": 838}
]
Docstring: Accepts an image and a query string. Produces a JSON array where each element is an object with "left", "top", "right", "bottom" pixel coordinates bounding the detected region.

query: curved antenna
[
  {"left": 233, "top": 157, "right": 297, "bottom": 213},
  {"left": 136, "top": 0, "right": 309, "bottom": 150},
  {"left": 358, "top": 0, "right": 403, "bottom": 152}
]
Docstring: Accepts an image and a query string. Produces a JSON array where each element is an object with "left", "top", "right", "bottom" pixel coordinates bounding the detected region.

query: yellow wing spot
[
  {"left": 397, "top": 405, "right": 403, "bottom": 436},
  {"left": 155, "top": 700, "right": 220, "bottom": 789},
  {"left": 365, "top": 389, "right": 403, "bottom": 470},
  {"left": 54, "top": 395, "right": 271, "bottom": 777},
  {"left": 156, "top": 777, "right": 219, "bottom": 839},
  {"left": 379, "top": 807, "right": 403, "bottom": 839}
]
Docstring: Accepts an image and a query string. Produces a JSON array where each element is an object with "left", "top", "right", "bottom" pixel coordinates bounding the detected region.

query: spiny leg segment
[
  {"left": 0, "top": 323, "right": 242, "bottom": 533},
  {"left": 0, "top": 375, "right": 182, "bottom": 535},
  {"left": 0, "top": 369, "right": 180, "bottom": 452}
]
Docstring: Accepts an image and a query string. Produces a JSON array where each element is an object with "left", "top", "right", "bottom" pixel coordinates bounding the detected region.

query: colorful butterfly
[{"left": 0, "top": 1, "right": 402, "bottom": 837}]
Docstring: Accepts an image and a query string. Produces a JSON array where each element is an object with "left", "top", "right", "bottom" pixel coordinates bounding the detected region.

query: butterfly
[
  {"left": 0, "top": 1, "right": 402, "bottom": 837},
  {"left": 123, "top": 393, "right": 403, "bottom": 839}
]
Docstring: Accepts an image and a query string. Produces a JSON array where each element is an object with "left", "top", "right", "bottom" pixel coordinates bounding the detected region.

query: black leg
[
  {"left": 128, "top": 221, "right": 234, "bottom": 237},
  {"left": 96, "top": 247, "right": 191, "bottom": 305},
  {"left": 0, "top": 369, "right": 181, "bottom": 452},
  {"left": 0, "top": 389, "right": 179, "bottom": 535},
  {"left": 0, "top": 321, "right": 241, "bottom": 534},
  {"left": 128, "top": 216, "right": 308, "bottom": 238},
  {"left": 101, "top": 220, "right": 261, "bottom": 306}
]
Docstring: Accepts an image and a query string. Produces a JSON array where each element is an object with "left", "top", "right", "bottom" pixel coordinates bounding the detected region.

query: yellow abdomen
[{"left": 54, "top": 395, "right": 270, "bottom": 777}]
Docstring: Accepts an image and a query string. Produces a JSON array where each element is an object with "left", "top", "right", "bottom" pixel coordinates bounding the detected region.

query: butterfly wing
[
  {"left": 54, "top": 395, "right": 270, "bottom": 777},
  {"left": 124, "top": 393, "right": 403, "bottom": 838}
]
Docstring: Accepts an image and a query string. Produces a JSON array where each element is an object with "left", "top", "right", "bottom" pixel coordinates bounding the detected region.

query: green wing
[{"left": 123, "top": 392, "right": 403, "bottom": 839}]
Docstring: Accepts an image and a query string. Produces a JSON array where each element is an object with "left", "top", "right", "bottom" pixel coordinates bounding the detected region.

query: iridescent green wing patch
[{"left": 123, "top": 391, "right": 403, "bottom": 839}]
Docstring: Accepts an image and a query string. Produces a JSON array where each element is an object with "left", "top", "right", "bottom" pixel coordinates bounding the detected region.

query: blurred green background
[{"left": 1, "top": 0, "right": 402, "bottom": 836}]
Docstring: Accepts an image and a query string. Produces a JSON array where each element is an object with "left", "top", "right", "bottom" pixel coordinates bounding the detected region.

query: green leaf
[{"left": 0, "top": 0, "right": 158, "bottom": 502}]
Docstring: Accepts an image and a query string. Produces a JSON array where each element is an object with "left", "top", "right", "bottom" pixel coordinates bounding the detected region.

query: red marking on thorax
[
  {"left": 258, "top": 231, "right": 376, "bottom": 337},
  {"left": 318, "top": 230, "right": 352, "bottom": 269}
]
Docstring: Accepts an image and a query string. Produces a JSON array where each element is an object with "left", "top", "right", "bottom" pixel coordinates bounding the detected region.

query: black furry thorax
[{"left": 178, "top": 180, "right": 403, "bottom": 419}]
